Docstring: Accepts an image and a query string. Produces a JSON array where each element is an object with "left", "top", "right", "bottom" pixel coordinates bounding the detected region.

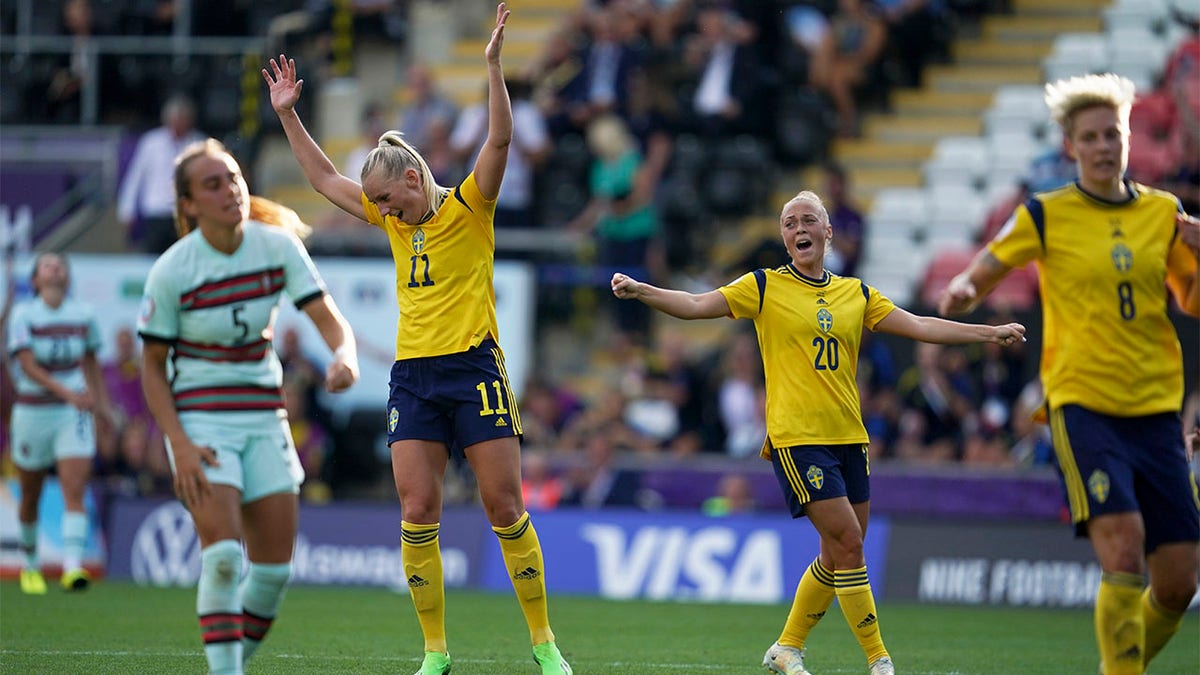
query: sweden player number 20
[{"left": 811, "top": 336, "right": 840, "bottom": 371}]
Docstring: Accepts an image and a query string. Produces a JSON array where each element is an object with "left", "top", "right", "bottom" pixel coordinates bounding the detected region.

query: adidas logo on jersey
[
  {"left": 407, "top": 575, "right": 429, "bottom": 588},
  {"left": 513, "top": 566, "right": 540, "bottom": 581},
  {"left": 857, "top": 612, "right": 877, "bottom": 629},
  {"left": 1117, "top": 644, "right": 1141, "bottom": 661},
  {"left": 495, "top": 418, "right": 508, "bottom": 427}
]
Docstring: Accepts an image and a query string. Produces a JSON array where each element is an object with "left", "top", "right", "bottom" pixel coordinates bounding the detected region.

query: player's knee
[
  {"left": 827, "top": 535, "right": 864, "bottom": 568},
  {"left": 482, "top": 500, "right": 523, "bottom": 529},
  {"left": 201, "top": 540, "right": 244, "bottom": 591},
  {"left": 399, "top": 499, "right": 442, "bottom": 523},
  {"left": 1155, "top": 575, "right": 1199, "bottom": 612}
]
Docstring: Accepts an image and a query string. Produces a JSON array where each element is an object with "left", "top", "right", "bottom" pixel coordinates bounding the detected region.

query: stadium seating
[
  {"left": 1042, "top": 32, "right": 1110, "bottom": 82},
  {"left": 985, "top": 84, "right": 1049, "bottom": 140},
  {"left": 923, "top": 136, "right": 989, "bottom": 190},
  {"left": 1103, "top": 0, "right": 1173, "bottom": 34}
]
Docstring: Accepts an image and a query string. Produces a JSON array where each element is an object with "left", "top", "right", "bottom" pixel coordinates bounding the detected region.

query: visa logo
[{"left": 580, "top": 525, "right": 783, "bottom": 603}]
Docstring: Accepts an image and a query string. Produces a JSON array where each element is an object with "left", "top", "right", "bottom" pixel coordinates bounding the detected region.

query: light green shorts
[
  {"left": 167, "top": 411, "right": 304, "bottom": 503},
  {"left": 10, "top": 404, "right": 96, "bottom": 471}
]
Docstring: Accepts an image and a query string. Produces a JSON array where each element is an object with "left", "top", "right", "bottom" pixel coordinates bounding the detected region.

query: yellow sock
[
  {"left": 1096, "top": 572, "right": 1145, "bottom": 675},
  {"left": 779, "top": 558, "right": 836, "bottom": 649},
  {"left": 493, "top": 512, "right": 554, "bottom": 645},
  {"left": 401, "top": 521, "right": 446, "bottom": 654},
  {"left": 1141, "top": 586, "right": 1184, "bottom": 667},
  {"left": 834, "top": 566, "right": 888, "bottom": 664}
]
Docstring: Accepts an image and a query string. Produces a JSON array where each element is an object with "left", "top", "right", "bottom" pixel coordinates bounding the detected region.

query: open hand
[
  {"left": 171, "top": 440, "right": 220, "bottom": 508},
  {"left": 262, "top": 53, "right": 304, "bottom": 114},
  {"left": 485, "top": 3, "right": 510, "bottom": 65}
]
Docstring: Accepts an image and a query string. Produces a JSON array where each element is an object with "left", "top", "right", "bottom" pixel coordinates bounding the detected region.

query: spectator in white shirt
[
  {"left": 450, "top": 77, "right": 550, "bottom": 229},
  {"left": 116, "top": 94, "right": 205, "bottom": 253}
]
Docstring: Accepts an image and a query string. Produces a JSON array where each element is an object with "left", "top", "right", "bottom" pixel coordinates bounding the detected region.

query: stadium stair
[
  {"left": 714, "top": 0, "right": 1108, "bottom": 299},
  {"left": 837, "top": 0, "right": 1104, "bottom": 208}
]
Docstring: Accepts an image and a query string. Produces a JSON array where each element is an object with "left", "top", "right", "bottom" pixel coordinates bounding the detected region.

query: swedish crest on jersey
[
  {"left": 1110, "top": 243, "right": 1132, "bottom": 272},
  {"left": 816, "top": 307, "right": 833, "bottom": 333},
  {"left": 388, "top": 407, "right": 399, "bottom": 433},
  {"left": 412, "top": 228, "right": 426, "bottom": 254}
]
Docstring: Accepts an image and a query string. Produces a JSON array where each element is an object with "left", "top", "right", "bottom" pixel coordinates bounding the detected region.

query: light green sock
[
  {"left": 198, "top": 540, "right": 244, "bottom": 675},
  {"left": 240, "top": 562, "right": 291, "bottom": 664},
  {"left": 19, "top": 522, "right": 38, "bottom": 570},
  {"left": 61, "top": 511, "right": 87, "bottom": 572}
]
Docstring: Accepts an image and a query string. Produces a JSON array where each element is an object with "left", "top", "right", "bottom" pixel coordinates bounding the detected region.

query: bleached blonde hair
[
  {"left": 361, "top": 130, "right": 450, "bottom": 220},
  {"left": 782, "top": 190, "right": 831, "bottom": 226},
  {"left": 1044, "top": 73, "right": 1136, "bottom": 137}
]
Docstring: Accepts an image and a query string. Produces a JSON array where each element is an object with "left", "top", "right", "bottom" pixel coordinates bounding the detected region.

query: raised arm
[
  {"left": 938, "top": 248, "right": 1013, "bottom": 316},
  {"left": 875, "top": 307, "right": 1025, "bottom": 346},
  {"left": 611, "top": 272, "right": 731, "bottom": 320},
  {"left": 263, "top": 54, "right": 368, "bottom": 220},
  {"left": 473, "top": 3, "right": 513, "bottom": 200}
]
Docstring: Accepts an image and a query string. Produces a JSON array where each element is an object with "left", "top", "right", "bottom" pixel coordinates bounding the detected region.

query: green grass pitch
[{"left": 1, "top": 581, "right": 1196, "bottom": 674}]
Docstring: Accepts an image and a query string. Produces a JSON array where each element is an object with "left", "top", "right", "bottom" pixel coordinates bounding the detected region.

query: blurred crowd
[{"left": 2, "top": 0, "right": 1198, "bottom": 510}]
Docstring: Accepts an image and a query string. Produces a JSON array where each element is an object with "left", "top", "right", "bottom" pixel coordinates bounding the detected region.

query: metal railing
[{"left": 0, "top": 126, "right": 123, "bottom": 252}]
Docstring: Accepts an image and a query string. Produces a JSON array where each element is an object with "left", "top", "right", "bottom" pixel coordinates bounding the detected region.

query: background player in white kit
[
  {"left": 138, "top": 138, "right": 359, "bottom": 675},
  {"left": 6, "top": 252, "right": 112, "bottom": 594}
]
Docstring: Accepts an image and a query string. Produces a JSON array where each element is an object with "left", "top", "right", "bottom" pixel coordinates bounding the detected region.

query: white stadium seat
[{"left": 924, "top": 136, "right": 990, "bottom": 190}]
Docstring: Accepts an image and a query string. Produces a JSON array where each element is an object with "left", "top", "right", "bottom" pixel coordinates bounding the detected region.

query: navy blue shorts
[
  {"left": 1050, "top": 404, "right": 1200, "bottom": 552},
  {"left": 385, "top": 339, "right": 522, "bottom": 450},
  {"left": 770, "top": 443, "right": 871, "bottom": 519}
]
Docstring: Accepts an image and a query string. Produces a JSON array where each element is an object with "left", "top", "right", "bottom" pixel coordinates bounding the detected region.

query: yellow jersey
[
  {"left": 361, "top": 173, "right": 500, "bottom": 360},
  {"left": 718, "top": 265, "right": 896, "bottom": 458},
  {"left": 989, "top": 181, "right": 1194, "bottom": 416}
]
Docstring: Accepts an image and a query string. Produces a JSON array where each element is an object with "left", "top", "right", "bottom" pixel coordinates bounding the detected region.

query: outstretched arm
[
  {"left": 938, "top": 249, "right": 1013, "bottom": 316},
  {"left": 473, "top": 3, "right": 513, "bottom": 201},
  {"left": 611, "top": 272, "right": 730, "bottom": 320},
  {"left": 875, "top": 307, "right": 1025, "bottom": 346},
  {"left": 263, "top": 54, "right": 367, "bottom": 221},
  {"left": 1168, "top": 212, "right": 1199, "bottom": 317}
]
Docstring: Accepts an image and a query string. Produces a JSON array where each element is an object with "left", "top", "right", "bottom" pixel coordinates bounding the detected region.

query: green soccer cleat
[
  {"left": 868, "top": 656, "right": 895, "bottom": 675},
  {"left": 19, "top": 569, "right": 47, "bottom": 595},
  {"left": 413, "top": 650, "right": 451, "bottom": 675},
  {"left": 762, "top": 642, "right": 811, "bottom": 675},
  {"left": 60, "top": 568, "right": 90, "bottom": 592},
  {"left": 532, "top": 641, "right": 572, "bottom": 675}
]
